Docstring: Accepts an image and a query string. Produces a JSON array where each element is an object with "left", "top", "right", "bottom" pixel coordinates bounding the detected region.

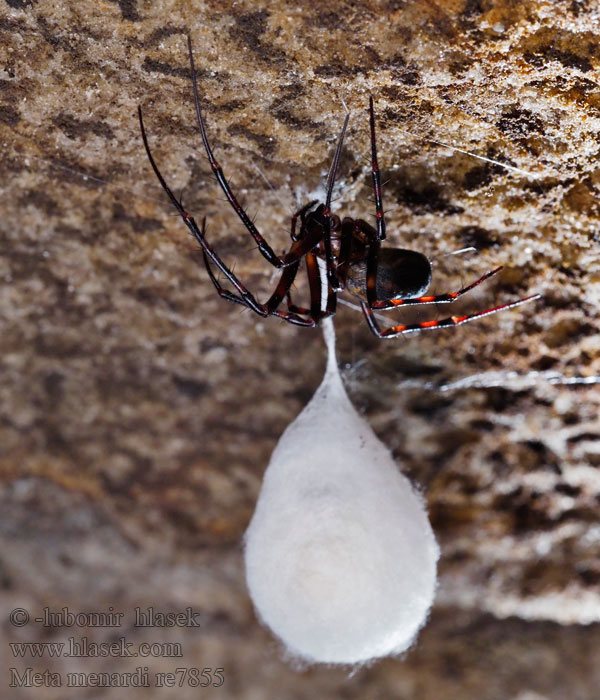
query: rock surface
[{"left": 1, "top": 0, "right": 600, "bottom": 697}]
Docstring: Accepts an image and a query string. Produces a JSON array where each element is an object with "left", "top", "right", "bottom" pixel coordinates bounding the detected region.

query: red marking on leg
[{"left": 372, "top": 269, "right": 507, "bottom": 310}]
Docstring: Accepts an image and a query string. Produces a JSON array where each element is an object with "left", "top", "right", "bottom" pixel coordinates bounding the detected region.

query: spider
[{"left": 138, "top": 37, "right": 540, "bottom": 339}]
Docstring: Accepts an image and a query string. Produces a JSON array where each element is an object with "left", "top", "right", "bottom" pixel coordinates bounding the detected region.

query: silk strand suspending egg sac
[{"left": 244, "top": 318, "right": 440, "bottom": 665}]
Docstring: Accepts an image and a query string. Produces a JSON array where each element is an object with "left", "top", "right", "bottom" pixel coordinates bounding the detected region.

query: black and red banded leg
[
  {"left": 284, "top": 259, "right": 318, "bottom": 316},
  {"left": 368, "top": 97, "right": 386, "bottom": 242},
  {"left": 285, "top": 290, "right": 311, "bottom": 316},
  {"left": 360, "top": 294, "right": 540, "bottom": 338},
  {"left": 140, "top": 88, "right": 334, "bottom": 329},
  {"left": 322, "top": 112, "right": 350, "bottom": 291},
  {"left": 187, "top": 36, "right": 318, "bottom": 271},
  {"left": 201, "top": 250, "right": 317, "bottom": 327},
  {"left": 360, "top": 98, "right": 389, "bottom": 307},
  {"left": 290, "top": 200, "right": 318, "bottom": 242},
  {"left": 139, "top": 102, "right": 318, "bottom": 326},
  {"left": 285, "top": 251, "right": 336, "bottom": 320},
  {"left": 371, "top": 266, "right": 505, "bottom": 310},
  {"left": 306, "top": 252, "right": 326, "bottom": 321},
  {"left": 186, "top": 36, "right": 293, "bottom": 269}
]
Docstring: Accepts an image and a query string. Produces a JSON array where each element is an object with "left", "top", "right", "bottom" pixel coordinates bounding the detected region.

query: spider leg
[
  {"left": 285, "top": 211, "right": 332, "bottom": 316},
  {"left": 368, "top": 97, "right": 386, "bottom": 242},
  {"left": 323, "top": 275, "right": 337, "bottom": 317},
  {"left": 322, "top": 111, "right": 350, "bottom": 291},
  {"left": 359, "top": 97, "right": 390, "bottom": 306},
  {"left": 140, "top": 105, "right": 319, "bottom": 326},
  {"left": 371, "top": 266, "right": 505, "bottom": 309},
  {"left": 265, "top": 260, "right": 303, "bottom": 312},
  {"left": 313, "top": 254, "right": 337, "bottom": 318},
  {"left": 139, "top": 107, "right": 264, "bottom": 313},
  {"left": 270, "top": 251, "right": 332, "bottom": 325},
  {"left": 291, "top": 200, "right": 318, "bottom": 242},
  {"left": 284, "top": 255, "right": 314, "bottom": 315},
  {"left": 270, "top": 308, "right": 318, "bottom": 327},
  {"left": 285, "top": 252, "right": 336, "bottom": 320},
  {"left": 360, "top": 294, "right": 540, "bottom": 339},
  {"left": 201, "top": 251, "right": 252, "bottom": 309},
  {"left": 201, "top": 249, "right": 299, "bottom": 313},
  {"left": 307, "top": 252, "right": 325, "bottom": 320},
  {"left": 185, "top": 37, "right": 294, "bottom": 269},
  {"left": 285, "top": 291, "right": 311, "bottom": 315},
  {"left": 202, "top": 251, "right": 317, "bottom": 327}
]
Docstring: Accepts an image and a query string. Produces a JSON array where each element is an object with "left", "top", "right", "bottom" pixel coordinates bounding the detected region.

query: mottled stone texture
[{"left": 1, "top": 0, "right": 600, "bottom": 697}]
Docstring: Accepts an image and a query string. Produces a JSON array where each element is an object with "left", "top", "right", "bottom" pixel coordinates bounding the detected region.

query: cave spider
[{"left": 138, "top": 36, "right": 540, "bottom": 339}]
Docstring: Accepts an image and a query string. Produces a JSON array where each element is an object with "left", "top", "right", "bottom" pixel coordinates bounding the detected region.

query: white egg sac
[{"left": 244, "top": 320, "right": 439, "bottom": 665}]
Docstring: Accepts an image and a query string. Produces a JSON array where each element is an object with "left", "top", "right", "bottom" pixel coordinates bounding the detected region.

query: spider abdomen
[{"left": 346, "top": 248, "right": 432, "bottom": 303}]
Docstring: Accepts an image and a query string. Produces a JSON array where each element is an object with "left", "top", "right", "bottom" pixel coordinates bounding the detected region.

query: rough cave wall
[{"left": 1, "top": 0, "right": 600, "bottom": 698}]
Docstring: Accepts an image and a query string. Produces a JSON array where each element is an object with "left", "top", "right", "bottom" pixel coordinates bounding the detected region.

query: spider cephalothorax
[{"left": 138, "top": 36, "right": 539, "bottom": 338}]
